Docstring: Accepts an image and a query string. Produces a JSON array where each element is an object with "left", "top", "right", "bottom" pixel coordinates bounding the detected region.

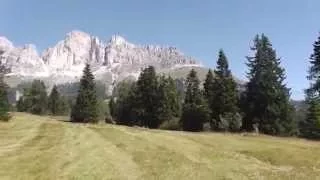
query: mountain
[
  {"left": 0, "top": 31, "right": 203, "bottom": 93},
  {"left": 0, "top": 38, "right": 48, "bottom": 77}
]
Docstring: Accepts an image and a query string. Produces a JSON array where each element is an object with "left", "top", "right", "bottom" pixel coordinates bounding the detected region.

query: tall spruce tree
[
  {"left": 16, "top": 97, "right": 25, "bottom": 112},
  {"left": 242, "top": 34, "right": 294, "bottom": 135},
  {"left": 110, "top": 80, "right": 137, "bottom": 126},
  {"left": 16, "top": 88, "right": 31, "bottom": 112},
  {"left": 157, "top": 75, "right": 181, "bottom": 124},
  {"left": 300, "top": 96, "right": 320, "bottom": 139},
  {"left": 204, "top": 69, "right": 214, "bottom": 100},
  {"left": 71, "top": 64, "right": 98, "bottom": 123},
  {"left": 204, "top": 69, "right": 215, "bottom": 120},
  {"left": 134, "top": 66, "right": 160, "bottom": 128},
  {"left": 181, "top": 69, "right": 209, "bottom": 131},
  {"left": 48, "top": 85, "right": 60, "bottom": 115},
  {"left": 211, "top": 50, "right": 240, "bottom": 131},
  {"left": 0, "top": 54, "right": 10, "bottom": 121},
  {"left": 109, "top": 97, "right": 116, "bottom": 119},
  {"left": 29, "top": 80, "right": 48, "bottom": 115},
  {"left": 48, "top": 85, "right": 68, "bottom": 115},
  {"left": 300, "top": 34, "right": 320, "bottom": 139}
]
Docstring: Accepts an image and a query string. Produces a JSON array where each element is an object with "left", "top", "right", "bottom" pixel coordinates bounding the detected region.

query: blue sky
[{"left": 1, "top": 0, "right": 320, "bottom": 100}]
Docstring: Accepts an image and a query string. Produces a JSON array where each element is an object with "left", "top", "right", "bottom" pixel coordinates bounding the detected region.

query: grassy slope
[{"left": 0, "top": 113, "right": 319, "bottom": 180}]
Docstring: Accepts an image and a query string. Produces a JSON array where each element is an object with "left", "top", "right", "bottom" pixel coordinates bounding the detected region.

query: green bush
[
  {"left": 105, "top": 115, "right": 116, "bottom": 124},
  {"left": 159, "top": 118, "right": 181, "bottom": 131},
  {"left": 97, "top": 99, "right": 110, "bottom": 122},
  {"left": 0, "top": 112, "right": 11, "bottom": 122},
  {"left": 216, "top": 113, "right": 242, "bottom": 132},
  {"left": 0, "top": 86, "right": 11, "bottom": 122},
  {"left": 228, "top": 113, "right": 242, "bottom": 132}
]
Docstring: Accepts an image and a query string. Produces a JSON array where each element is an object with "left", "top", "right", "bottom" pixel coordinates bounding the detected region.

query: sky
[{"left": 1, "top": 0, "right": 320, "bottom": 100}]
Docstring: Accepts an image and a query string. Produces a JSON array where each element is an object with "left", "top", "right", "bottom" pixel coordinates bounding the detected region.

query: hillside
[{"left": 0, "top": 113, "right": 319, "bottom": 180}]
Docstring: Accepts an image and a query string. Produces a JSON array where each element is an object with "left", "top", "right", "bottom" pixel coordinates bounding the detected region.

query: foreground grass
[{"left": 0, "top": 113, "right": 319, "bottom": 180}]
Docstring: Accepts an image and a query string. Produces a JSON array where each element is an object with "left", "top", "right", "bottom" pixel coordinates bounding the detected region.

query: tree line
[
  {"left": 108, "top": 34, "right": 320, "bottom": 138},
  {"left": 14, "top": 67, "right": 109, "bottom": 121},
  {"left": 16, "top": 81, "right": 70, "bottom": 116},
  {"left": 0, "top": 34, "right": 320, "bottom": 139}
]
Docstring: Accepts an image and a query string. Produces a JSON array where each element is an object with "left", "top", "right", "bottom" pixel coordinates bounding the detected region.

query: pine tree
[
  {"left": 48, "top": 85, "right": 60, "bottom": 115},
  {"left": 48, "top": 85, "right": 68, "bottom": 115},
  {"left": 16, "top": 88, "right": 32, "bottom": 112},
  {"left": 211, "top": 50, "right": 240, "bottom": 131},
  {"left": 299, "top": 97, "right": 320, "bottom": 139},
  {"left": 204, "top": 69, "right": 214, "bottom": 100},
  {"left": 203, "top": 69, "right": 215, "bottom": 120},
  {"left": 242, "top": 34, "right": 294, "bottom": 135},
  {"left": 0, "top": 77, "right": 10, "bottom": 121},
  {"left": 0, "top": 52, "right": 10, "bottom": 121},
  {"left": 181, "top": 69, "right": 210, "bottom": 131},
  {"left": 134, "top": 66, "right": 160, "bottom": 128},
  {"left": 60, "top": 96, "right": 70, "bottom": 115},
  {"left": 109, "top": 97, "right": 116, "bottom": 119},
  {"left": 28, "top": 80, "right": 48, "bottom": 115},
  {"left": 307, "top": 34, "right": 320, "bottom": 93},
  {"left": 16, "top": 97, "right": 25, "bottom": 112},
  {"left": 157, "top": 75, "right": 181, "bottom": 124},
  {"left": 300, "top": 34, "right": 320, "bottom": 139},
  {"left": 71, "top": 64, "right": 98, "bottom": 123},
  {"left": 110, "top": 80, "right": 137, "bottom": 126},
  {"left": 167, "top": 76, "right": 181, "bottom": 117}
]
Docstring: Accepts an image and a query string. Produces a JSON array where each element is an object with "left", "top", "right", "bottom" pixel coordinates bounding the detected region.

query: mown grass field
[{"left": 0, "top": 113, "right": 319, "bottom": 180}]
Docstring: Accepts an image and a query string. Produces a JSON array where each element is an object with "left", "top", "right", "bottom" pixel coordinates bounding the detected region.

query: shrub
[
  {"left": 228, "top": 113, "right": 242, "bottom": 132},
  {"left": 0, "top": 113, "right": 11, "bottom": 122},
  {"left": 217, "top": 113, "right": 242, "bottom": 132},
  {"left": 105, "top": 115, "right": 116, "bottom": 124},
  {"left": 159, "top": 118, "right": 181, "bottom": 131},
  {"left": 217, "top": 115, "right": 229, "bottom": 132}
]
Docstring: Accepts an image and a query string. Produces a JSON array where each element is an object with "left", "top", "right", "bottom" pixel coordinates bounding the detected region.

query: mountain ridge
[{"left": 0, "top": 30, "right": 202, "bottom": 86}]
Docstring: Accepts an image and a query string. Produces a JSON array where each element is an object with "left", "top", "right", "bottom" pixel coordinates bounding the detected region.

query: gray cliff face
[
  {"left": 0, "top": 39, "right": 48, "bottom": 77},
  {"left": 1, "top": 31, "right": 200, "bottom": 81},
  {"left": 0, "top": 31, "right": 202, "bottom": 93}
]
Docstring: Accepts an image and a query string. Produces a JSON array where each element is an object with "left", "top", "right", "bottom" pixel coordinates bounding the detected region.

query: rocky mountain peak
[
  {"left": 66, "top": 30, "right": 91, "bottom": 40},
  {"left": 0, "top": 37, "right": 14, "bottom": 52},
  {"left": 2, "top": 30, "right": 202, "bottom": 90},
  {"left": 107, "top": 34, "right": 135, "bottom": 50},
  {"left": 22, "top": 44, "right": 38, "bottom": 52},
  {"left": 110, "top": 35, "right": 126, "bottom": 45}
]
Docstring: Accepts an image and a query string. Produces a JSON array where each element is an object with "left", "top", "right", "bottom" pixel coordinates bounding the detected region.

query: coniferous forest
[{"left": 2, "top": 34, "right": 320, "bottom": 140}]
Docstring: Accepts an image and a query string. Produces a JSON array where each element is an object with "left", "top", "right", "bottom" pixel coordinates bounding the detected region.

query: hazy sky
[{"left": 1, "top": 0, "right": 320, "bottom": 100}]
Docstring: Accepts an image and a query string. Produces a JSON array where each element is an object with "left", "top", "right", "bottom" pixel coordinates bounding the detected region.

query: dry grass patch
[{"left": 0, "top": 113, "right": 319, "bottom": 180}]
